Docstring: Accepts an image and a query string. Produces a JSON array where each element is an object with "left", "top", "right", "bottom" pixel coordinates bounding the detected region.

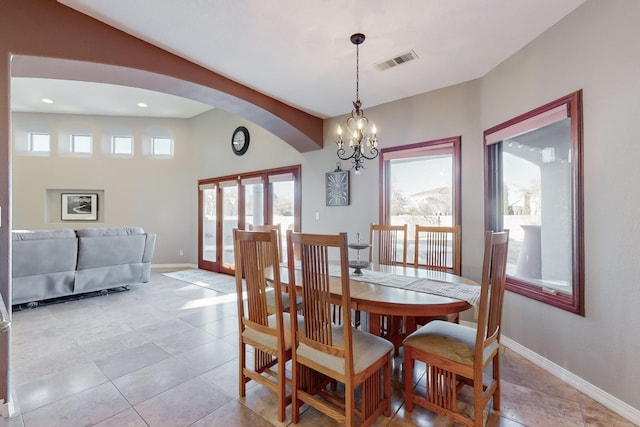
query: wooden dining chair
[
  {"left": 369, "top": 223, "right": 407, "bottom": 354},
  {"left": 412, "top": 225, "right": 462, "bottom": 327},
  {"left": 233, "top": 228, "right": 300, "bottom": 422},
  {"left": 248, "top": 223, "right": 283, "bottom": 262},
  {"left": 247, "top": 223, "right": 301, "bottom": 314},
  {"left": 369, "top": 223, "right": 408, "bottom": 267},
  {"left": 414, "top": 225, "right": 461, "bottom": 274},
  {"left": 403, "top": 230, "right": 509, "bottom": 427},
  {"left": 286, "top": 231, "right": 393, "bottom": 426}
]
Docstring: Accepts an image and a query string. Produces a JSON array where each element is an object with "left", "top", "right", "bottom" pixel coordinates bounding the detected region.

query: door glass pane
[
  {"left": 202, "top": 187, "right": 216, "bottom": 263},
  {"left": 221, "top": 183, "right": 238, "bottom": 267},
  {"left": 245, "top": 182, "right": 264, "bottom": 228},
  {"left": 503, "top": 118, "right": 572, "bottom": 294},
  {"left": 272, "top": 180, "right": 294, "bottom": 261}
]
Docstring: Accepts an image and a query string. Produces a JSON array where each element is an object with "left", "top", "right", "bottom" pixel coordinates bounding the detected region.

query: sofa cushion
[
  {"left": 11, "top": 230, "right": 78, "bottom": 277},
  {"left": 77, "top": 235, "right": 146, "bottom": 269}
]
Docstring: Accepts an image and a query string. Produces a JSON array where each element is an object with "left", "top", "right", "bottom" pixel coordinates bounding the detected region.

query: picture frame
[
  {"left": 326, "top": 167, "right": 350, "bottom": 206},
  {"left": 61, "top": 193, "right": 98, "bottom": 221}
]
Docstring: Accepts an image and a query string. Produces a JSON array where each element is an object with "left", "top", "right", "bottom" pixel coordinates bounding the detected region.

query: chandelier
[{"left": 335, "top": 33, "right": 379, "bottom": 174}]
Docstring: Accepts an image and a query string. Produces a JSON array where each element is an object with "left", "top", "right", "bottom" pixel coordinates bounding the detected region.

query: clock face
[{"left": 231, "top": 126, "right": 250, "bottom": 155}]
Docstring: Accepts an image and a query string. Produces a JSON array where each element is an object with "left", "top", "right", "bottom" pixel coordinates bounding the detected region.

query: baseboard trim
[
  {"left": 500, "top": 335, "right": 640, "bottom": 425},
  {"left": 151, "top": 263, "right": 197, "bottom": 270},
  {"left": 2, "top": 397, "right": 15, "bottom": 419}
]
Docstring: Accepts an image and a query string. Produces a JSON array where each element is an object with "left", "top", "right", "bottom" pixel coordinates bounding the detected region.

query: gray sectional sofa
[{"left": 11, "top": 226, "right": 156, "bottom": 305}]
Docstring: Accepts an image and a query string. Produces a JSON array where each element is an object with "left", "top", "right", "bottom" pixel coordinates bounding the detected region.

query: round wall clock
[{"left": 231, "top": 126, "right": 250, "bottom": 156}]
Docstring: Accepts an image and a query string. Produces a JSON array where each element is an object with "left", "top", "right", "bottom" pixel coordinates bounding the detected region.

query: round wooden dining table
[{"left": 278, "top": 263, "right": 478, "bottom": 350}]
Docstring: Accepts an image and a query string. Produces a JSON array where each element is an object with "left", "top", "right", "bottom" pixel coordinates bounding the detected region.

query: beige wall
[
  {"left": 190, "top": 108, "right": 303, "bottom": 180},
  {"left": 11, "top": 113, "right": 197, "bottom": 264},
  {"left": 11, "top": 108, "right": 306, "bottom": 264}
]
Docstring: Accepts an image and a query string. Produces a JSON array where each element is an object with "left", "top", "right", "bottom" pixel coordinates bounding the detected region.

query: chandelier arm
[
  {"left": 336, "top": 147, "right": 355, "bottom": 161},
  {"left": 358, "top": 147, "right": 380, "bottom": 161}
]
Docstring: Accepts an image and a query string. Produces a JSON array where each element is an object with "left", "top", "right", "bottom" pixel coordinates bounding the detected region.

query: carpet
[{"left": 162, "top": 269, "right": 239, "bottom": 294}]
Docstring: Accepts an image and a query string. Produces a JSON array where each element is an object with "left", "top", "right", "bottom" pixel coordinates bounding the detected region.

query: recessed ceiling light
[
  {"left": 137, "top": 102, "right": 148, "bottom": 108},
  {"left": 41, "top": 98, "right": 54, "bottom": 104}
]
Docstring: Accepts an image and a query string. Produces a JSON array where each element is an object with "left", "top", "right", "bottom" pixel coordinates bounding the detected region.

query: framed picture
[
  {"left": 326, "top": 168, "right": 350, "bottom": 206},
  {"left": 61, "top": 193, "right": 98, "bottom": 221}
]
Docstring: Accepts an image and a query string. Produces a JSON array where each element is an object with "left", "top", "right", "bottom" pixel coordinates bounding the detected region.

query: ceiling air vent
[{"left": 376, "top": 49, "right": 419, "bottom": 71}]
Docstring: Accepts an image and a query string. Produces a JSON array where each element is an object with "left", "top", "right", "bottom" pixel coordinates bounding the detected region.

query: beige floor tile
[
  {"left": 133, "top": 376, "right": 232, "bottom": 427},
  {"left": 173, "top": 338, "right": 238, "bottom": 375},
  {"left": 14, "top": 361, "right": 107, "bottom": 413},
  {"left": 112, "top": 357, "right": 198, "bottom": 405},
  {"left": 499, "top": 380, "right": 584, "bottom": 427},
  {"left": 190, "top": 399, "right": 274, "bottom": 427},
  {"left": 91, "top": 408, "right": 148, "bottom": 427},
  {"left": 95, "top": 342, "right": 170, "bottom": 379},
  {"left": 21, "top": 382, "right": 130, "bottom": 427}
]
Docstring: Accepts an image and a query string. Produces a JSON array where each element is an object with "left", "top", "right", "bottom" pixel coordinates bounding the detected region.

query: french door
[{"left": 198, "top": 165, "right": 300, "bottom": 274}]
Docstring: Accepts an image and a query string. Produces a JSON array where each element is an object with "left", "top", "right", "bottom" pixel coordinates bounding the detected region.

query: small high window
[
  {"left": 71, "top": 134, "right": 92, "bottom": 154},
  {"left": 152, "top": 137, "right": 173, "bottom": 156},
  {"left": 112, "top": 136, "right": 134, "bottom": 155},
  {"left": 28, "top": 132, "right": 51, "bottom": 152}
]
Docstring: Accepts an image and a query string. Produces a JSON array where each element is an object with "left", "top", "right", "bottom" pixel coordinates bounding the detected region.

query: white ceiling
[{"left": 11, "top": 0, "right": 585, "bottom": 119}]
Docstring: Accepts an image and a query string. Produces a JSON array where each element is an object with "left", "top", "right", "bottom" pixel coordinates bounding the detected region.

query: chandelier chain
[{"left": 355, "top": 42, "right": 360, "bottom": 103}]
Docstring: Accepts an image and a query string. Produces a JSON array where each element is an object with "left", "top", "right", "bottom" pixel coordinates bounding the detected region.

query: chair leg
[
  {"left": 292, "top": 361, "right": 300, "bottom": 423},
  {"left": 474, "top": 381, "right": 484, "bottom": 427},
  {"left": 239, "top": 341, "right": 246, "bottom": 397},
  {"left": 403, "top": 349, "right": 415, "bottom": 412},
  {"left": 277, "top": 357, "right": 286, "bottom": 422},
  {"left": 345, "top": 385, "right": 355, "bottom": 427},
  {"left": 384, "top": 355, "right": 392, "bottom": 417},
  {"left": 493, "top": 353, "right": 501, "bottom": 410}
]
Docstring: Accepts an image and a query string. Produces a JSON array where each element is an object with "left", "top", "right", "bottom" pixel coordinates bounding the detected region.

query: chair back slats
[
  {"left": 369, "top": 223, "right": 408, "bottom": 267},
  {"left": 476, "top": 230, "right": 509, "bottom": 353},
  {"left": 414, "top": 225, "right": 461, "bottom": 275},
  {"left": 299, "top": 242, "right": 332, "bottom": 346},
  {"left": 234, "top": 229, "right": 283, "bottom": 329},
  {"left": 248, "top": 224, "right": 283, "bottom": 262},
  {"left": 288, "top": 231, "right": 351, "bottom": 364}
]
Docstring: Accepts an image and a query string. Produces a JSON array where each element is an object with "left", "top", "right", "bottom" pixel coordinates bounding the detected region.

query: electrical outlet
[{"left": 179, "top": 249, "right": 184, "bottom": 256}]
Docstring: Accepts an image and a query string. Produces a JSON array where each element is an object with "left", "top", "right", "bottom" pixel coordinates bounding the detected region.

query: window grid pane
[
  {"left": 152, "top": 137, "right": 173, "bottom": 156},
  {"left": 112, "top": 136, "right": 134, "bottom": 155},
  {"left": 29, "top": 133, "right": 51, "bottom": 152},
  {"left": 71, "top": 135, "right": 92, "bottom": 153}
]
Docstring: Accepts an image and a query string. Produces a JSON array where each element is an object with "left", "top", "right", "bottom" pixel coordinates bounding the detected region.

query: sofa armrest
[{"left": 143, "top": 233, "right": 156, "bottom": 263}]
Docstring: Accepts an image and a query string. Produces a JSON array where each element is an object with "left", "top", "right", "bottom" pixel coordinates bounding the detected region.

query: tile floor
[{"left": 1, "top": 269, "right": 635, "bottom": 427}]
